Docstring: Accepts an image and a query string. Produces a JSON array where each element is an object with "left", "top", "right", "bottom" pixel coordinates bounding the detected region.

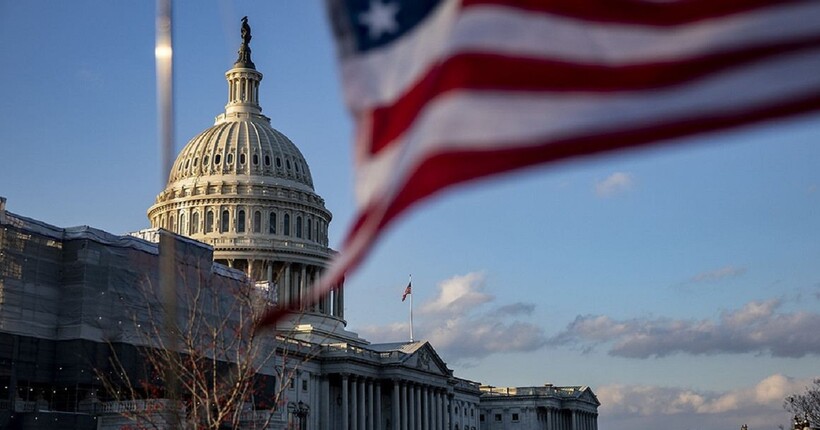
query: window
[
  {"left": 227, "top": 153, "right": 233, "bottom": 164},
  {"left": 283, "top": 214, "right": 290, "bottom": 236},
  {"left": 203, "top": 155, "right": 209, "bottom": 165},
  {"left": 495, "top": 414, "right": 502, "bottom": 422},
  {"left": 179, "top": 212, "right": 186, "bottom": 234},
  {"left": 295, "top": 163, "right": 300, "bottom": 172},
  {"left": 276, "top": 157, "right": 282, "bottom": 168},
  {"left": 193, "top": 157, "right": 198, "bottom": 166},
  {"left": 269, "top": 212, "right": 276, "bottom": 234},
  {"left": 253, "top": 154, "right": 259, "bottom": 165},
  {"left": 191, "top": 212, "right": 199, "bottom": 234},
  {"left": 307, "top": 218, "right": 312, "bottom": 240},
  {"left": 265, "top": 155, "right": 271, "bottom": 166},
  {"left": 286, "top": 160, "right": 291, "bottom": 169},
  {"left": 289, "top": 379, "right": 295, "bottom": 389},
  {"left": 471, "top": 409, "right": 474, "bottom": 417},
  {"left": 169, "top": 215, "right": 175, "bottom": 231},
  {"left": 296, "top": 216, "right": 302, "bottom": 238},
  {"left": 480, "top": 415, "right": 485, "bottom": 422},
  {"left": 214, "top": 154, "right": 221, "bottom": 164},
  {"left": 240, "top": 153, "right": 246, "bottom": 165},
  {"left": 237, "top": 210, "right": 246, "bottom": 233},
  {"left": 206, "top": 210, "right": 214, "bottom": 233},
  {"left": 253, "top": 211, "right": 261, "bottom": 233},
  {"left": 455, "top": 407, "right": 459, "bottom": 414},
  {"left": 302, "top": 380, "right": 308, "bottom": 391},
  {"left": 512, "top": 413, "right": 520, "bottom": 422},
  {"left": 221, "top": 210, "right": 230, "bottom": 233}
]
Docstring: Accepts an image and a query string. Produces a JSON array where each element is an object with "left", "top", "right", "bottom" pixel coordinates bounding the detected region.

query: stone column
[
  {"left": 447, "top": 395, "right": 454, "bottom": 430},
  {"left": 415, "top": 386, "right": 422, "bottom": 430},
  {"left": 283, "top": 263, "right": 291, "bottom": 306},
  {"left": 351, "top": 377, "right": 359, "bottom": 430},
  {"left": 339, "top": 282, "right": 345, "bottom": 319},
  {"left": 401, "top": 382, "right": 409, "bottom": 430},
  {"left": 571, "top": 410, "right": 576, "bottom": 430},
  {"left": 421, "top": 387, "right": 433, "bottom": 430},
  {"left": 435, "top": 391, "right": 442, "bottom": 430},
  {"left": 392, "top": 380, "right": 401, "bottom": 430},
  {"left": 342, "top": 375, "right": 350, "bottom": 430},
  {"left": 300, "top": 264, "right": 307, "bottom": 309},
  {"left": 375, "top": 382, "right": 382, "bottom": 430},
  {"left": 321, "top": 376, "right": 330, "bottom": 430},
  {"left": 408, "top": 384, "right": 415, "bottom": 430},
  {"left": 367, "top": 380, "right": 375, "bottom": 430},
  {"left": 360, "top": 378, "right": 368, "bottom": 430}
]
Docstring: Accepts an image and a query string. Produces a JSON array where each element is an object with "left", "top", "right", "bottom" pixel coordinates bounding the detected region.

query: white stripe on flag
[{"left": 341, "top": 0, "right": 820, "bottom": 109}]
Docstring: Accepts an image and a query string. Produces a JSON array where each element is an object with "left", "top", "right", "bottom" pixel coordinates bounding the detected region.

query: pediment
[
  {"left": 403, "top": 342, "right": 450, "bottom": 376},
  {"left": 578, "top": 387, "right": 600, "bottom": 406}
]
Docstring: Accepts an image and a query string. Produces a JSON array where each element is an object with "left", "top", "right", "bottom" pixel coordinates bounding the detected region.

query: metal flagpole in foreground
[{"left": 156, "top": 0, "right": 179, "bottom": 426}]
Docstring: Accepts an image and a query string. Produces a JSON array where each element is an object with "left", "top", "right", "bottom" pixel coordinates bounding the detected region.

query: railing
[
  {"left": 13, "top": 400, "right": 37, "bottom": 412},
  {"left": 99, "top": 399, "right": 180, "bottom": 414},
  {"left": 480, "top": 386, "right": 581, "bottom": 397},
  {"left": 210, "top": 236, "right": 330, "bottom": 253}
]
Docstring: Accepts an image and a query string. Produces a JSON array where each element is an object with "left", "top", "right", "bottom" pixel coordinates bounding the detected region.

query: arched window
[
  {"left": 283, "top": 214, "right": 290, "bottom": 236},
  {"left": 315, "top": 220, "right": 319, "bottom": 242},
  {"left": 179, "top": 212, "right": 186, "bottom": 235},
  {"left": 296, "top": 216, "right": 302, "bottom": 238},
  {"left": 237, "top": 210, "right": 246, "bottom": 233},
  {"left": 253, "top": 211, "right": 262, "bottom": 233},
  {"left": 191, "top": 212, "right": 200, "bottom": 234},
  {"left": 269, "top": 212, "right": 277, "bottom": 234},
  {"left": 206, "top": 210, "right": 214, "bottom": 233},
  {"left": 221, "top": 210, "right": 230, "bottom": 233},
  {"left": 169, "top": 215, "right": 175, "bottom": 232},
  {"left": 306, "top": 218, "right": 312, "bottom": 240}
]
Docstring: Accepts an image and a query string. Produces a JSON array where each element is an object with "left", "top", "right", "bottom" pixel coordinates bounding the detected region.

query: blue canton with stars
[{"left": 330, "top": 0, "right": 443, "bottom": 53}]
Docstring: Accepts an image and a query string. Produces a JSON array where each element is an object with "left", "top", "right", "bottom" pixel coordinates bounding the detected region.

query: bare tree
[
  {"left": 97, "top": 261, "right": 297, "bottom": 430},
  {"left": 785, "top": 379, "right": 820, "bottom": 429}
]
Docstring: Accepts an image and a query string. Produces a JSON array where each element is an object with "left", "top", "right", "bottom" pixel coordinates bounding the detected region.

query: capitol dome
[
  {"left": 167, "top": 119, "right": 315, "bottom": 192},
  {"left": 147, "top": 19, "right": 347, "bottom": 332}
]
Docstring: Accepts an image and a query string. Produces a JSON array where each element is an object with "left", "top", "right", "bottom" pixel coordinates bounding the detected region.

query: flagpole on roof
[{"left": 409, "top": 274, "right": 414, "bottom": 343}]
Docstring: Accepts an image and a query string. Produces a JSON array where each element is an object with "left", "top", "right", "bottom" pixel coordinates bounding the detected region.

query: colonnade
[
  {"left": 224, "top": 259, "right": 344, "bottom": 318},
  {"left": 325, "top": 374, "right": 453, "bottom": 430},
  {"left": 539, "top": 408, "right": 597, "bottom": 430}
]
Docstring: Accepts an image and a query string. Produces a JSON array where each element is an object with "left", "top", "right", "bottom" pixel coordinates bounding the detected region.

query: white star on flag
[{"left": 359, "top": 0, "right": 400, "bottom": 40}]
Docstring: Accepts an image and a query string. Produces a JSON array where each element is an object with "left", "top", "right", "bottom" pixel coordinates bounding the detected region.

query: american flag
[
  {"left": 402, "top": 281, "right": 412, "bottom": 302},
  {"left": 258, "top": 0, "right": 820, "bottom": 327}
]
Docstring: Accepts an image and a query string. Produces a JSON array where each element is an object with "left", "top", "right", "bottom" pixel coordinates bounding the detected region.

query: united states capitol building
[{"left": 0, "top": 23, "right": 599, "bottom": 430}]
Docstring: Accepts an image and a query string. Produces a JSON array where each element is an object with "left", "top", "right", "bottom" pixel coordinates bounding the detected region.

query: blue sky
[{"left": 1, "top": 2, "right": 818, "bottom": 429}]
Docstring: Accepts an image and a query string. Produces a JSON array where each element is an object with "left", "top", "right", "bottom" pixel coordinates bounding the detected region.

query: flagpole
[{"left": 409, "top": 274, "right": 414, "bottom": 342}]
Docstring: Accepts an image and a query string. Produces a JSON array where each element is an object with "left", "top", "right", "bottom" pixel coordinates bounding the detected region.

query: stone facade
[{"left": 478, "top": 385, "right": 599, "bottom": 430}]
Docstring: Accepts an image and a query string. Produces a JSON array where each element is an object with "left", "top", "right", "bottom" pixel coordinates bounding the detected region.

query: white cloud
[
  {"left": 550, "top": 299, "right": 820, "bottom": 358},
  {"left": 595, "top": 172, "right": 633, "bottom": 197},
  {"left": 357, "top": 272, "right": 547, "bottom": 362},
  {"left": 420, "top": 272, "right": 493, "bottom": 316},
  {"left": 598, "top": 374, "right": 811, "bottom": 430},
  {"left": 690, "top": 265, "right": 747, "bottom": 283}
]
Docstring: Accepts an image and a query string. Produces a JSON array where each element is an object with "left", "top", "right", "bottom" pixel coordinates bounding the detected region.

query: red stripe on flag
[
  {"left": 366, "top": 38, "right": 820, "bottom": 156},
  {"left": 461, "top": 0, "right": 809, "bottom": 26}
]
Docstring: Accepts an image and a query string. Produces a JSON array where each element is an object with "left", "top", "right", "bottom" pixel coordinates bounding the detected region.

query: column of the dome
[{"left": 300, "top": 265, "right": 307, "bottom": 310}]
